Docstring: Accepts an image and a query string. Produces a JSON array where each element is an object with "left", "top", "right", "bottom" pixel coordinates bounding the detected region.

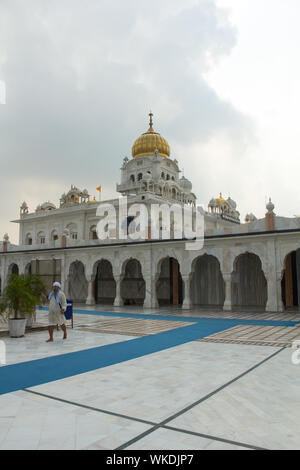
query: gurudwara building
[{"left": 1, "top": 113, "right": 300, "bottom": 313}]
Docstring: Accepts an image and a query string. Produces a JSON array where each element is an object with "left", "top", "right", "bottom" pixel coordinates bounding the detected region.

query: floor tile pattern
[
  {"left": 0, "top": 306, "right": 300, "bottom": 450},
  {"left": 198, "top": 324, "right": 300, "bottom": 347},
  {"left": 77, "top": 318, "right": 195, "bottom": 336}
]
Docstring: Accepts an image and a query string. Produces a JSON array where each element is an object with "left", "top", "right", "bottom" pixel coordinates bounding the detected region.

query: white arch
[
  {"left": 278, "top": 245, "right": 300, "bottom": 277},
  {"left": 229, "top": 247, "right": 267, "bottom": 276},
  {"left": 120, "top": 257, "right": 144, "bottom": 277},
  {"left": 66, "top": 257, "right": 88, "bottom": 280},
  {"left": 68, "top": 259, "right": 88, "bottom": 303},
  {"left": 91, "top": 256, "right": 115, "bottom": 278},
  {"left": 191, "top": 252, "right": 223, "bottom": 275},
  {"left": 8, "top": 262, "right": 19, "bottom": 275},
  {"left": 155, "top": 251, "right": 182, "bottom": 278}
]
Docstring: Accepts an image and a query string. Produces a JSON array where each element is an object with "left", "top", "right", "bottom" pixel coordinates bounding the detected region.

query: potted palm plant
[
  {"left": 25, "top": 274, "right": 47, "bottom": 328},
  {"left": 0, "top": 274, "right": 47, "bottom": 337}
]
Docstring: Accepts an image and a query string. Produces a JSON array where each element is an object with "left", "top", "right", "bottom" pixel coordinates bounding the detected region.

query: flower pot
[{"left": 8, "top": 318, "right": 27, "bottom": 338}]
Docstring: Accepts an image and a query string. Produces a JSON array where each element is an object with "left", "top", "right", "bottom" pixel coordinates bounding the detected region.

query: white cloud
[{"left": 203, "top": 0, "right": 300, "bottom": 219}]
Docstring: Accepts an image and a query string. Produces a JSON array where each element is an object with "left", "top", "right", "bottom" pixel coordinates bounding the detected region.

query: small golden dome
[
  {"left": 215, "top": 193, "right": 229, "bottom": 206},
  {"left": 88, "top": 197, "right": 98, "bottom": 204},
  {"left": 132, "top": 112, "right": 170, "bottom": 159}
]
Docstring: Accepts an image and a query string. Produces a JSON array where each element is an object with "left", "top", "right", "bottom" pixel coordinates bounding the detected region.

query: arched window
[
  {"left": 51, "top": 230, "right": 59, "bottom": 241},
  {"left": 37, "top": 231, "right": 46, "bottom": 244},
  {"left": 166, "top": 174, "right": 170, "bottom": 180},
  {"left": 25, "top": 233, "right": 32, "bottom": 245},
  {"left": 161, "top": 172, "right": 165, "bottom": 179},
  {"left": 138, "top": 173, "right": 143, "bottom": 181},
  {"left": 130, "top": 175, "right": 135, "bottom": 183},
  {"left": 89, "top": 225, "right": 98, "bottom": 240},
  {"left": 66, "top": 223, "right": 78, "bottom": 240}
]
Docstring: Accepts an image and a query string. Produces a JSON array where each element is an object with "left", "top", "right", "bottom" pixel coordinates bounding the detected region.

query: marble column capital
[
  {"left": 276, "top": 271, "right": 283, "bottom": 282},
  {"left": 221, "top": 272, "right": 232, "bottom": 282},
  {"left": 181, "top": 273, "right": 191, "bottom": 282}
]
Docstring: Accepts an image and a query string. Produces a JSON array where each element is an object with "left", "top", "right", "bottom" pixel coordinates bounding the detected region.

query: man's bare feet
[
  {"left": 46, "top": 338, "right": 53, "bottom": 342},
  {"left": 61, "top": 324, "right": 67, "bottom": 340}
]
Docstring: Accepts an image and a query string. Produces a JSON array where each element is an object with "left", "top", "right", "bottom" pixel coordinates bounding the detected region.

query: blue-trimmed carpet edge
[
  {"left": 38, "top": 306, "right": 300, "bottom": 327},
  {"left": 0, "top": 320, "right": 237, "bottom": 396}
]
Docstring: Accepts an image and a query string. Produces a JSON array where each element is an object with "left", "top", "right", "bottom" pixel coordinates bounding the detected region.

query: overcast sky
[{"left": 1, "top": 0, "right": 300, "bottom": 243}]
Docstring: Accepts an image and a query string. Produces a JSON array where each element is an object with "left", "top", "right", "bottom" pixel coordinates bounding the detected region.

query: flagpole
[{"left": 96, "top": 186, "right": 102, "bottom": 202}]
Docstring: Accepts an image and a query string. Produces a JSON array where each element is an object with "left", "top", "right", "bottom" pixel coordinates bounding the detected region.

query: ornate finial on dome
[
  {"left": 132, "top": 113, "right": 170, "bottom": 158},
  {"left": 215, "top": 193, "right": 228, "bottom": 206},
  {"left": 266, "top": 197, "right": 275, "bottom": 214},
  {"left": 148, "top": 110, "right": 154, "bottom": 131},
  {"left": 20, "top": 201, "right": 29, "bottom": 215}
]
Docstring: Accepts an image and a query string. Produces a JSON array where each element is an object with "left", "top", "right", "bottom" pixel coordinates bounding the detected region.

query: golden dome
[
  {"left": 88, "top": 197, "right": 98, "bottom": 204},
  {"left": 215, "top": 193, "right": 229, "bottom": 206},
  {"left": 132, "top": 112, "right": 170, "bottom": 159}
]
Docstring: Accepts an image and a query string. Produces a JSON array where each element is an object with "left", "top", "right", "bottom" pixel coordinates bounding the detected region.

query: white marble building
[{"left": 1, "top": 113, "right": 300, "bottom": 313}]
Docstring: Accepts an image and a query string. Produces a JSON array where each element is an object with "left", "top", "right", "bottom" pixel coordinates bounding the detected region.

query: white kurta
[{"left": 48, "top": 291, "right": 67, "bottom": 326}]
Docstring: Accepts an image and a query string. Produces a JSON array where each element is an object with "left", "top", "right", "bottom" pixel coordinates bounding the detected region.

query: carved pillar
[
  {"left": 143, "top": 276, "right": 152, "bottom": 309},
  {"left": 285, "top": 253, "right": 294, "bottom": 308},
  {"left": 86, "top": 275, "right": 96, "bottom": 305},
  {"left": 65, "top": 275, "right": 70, "bottom": 299},
  {"left": 113, "top": 275, "right": 124, "bottom": 307},
  {"left": 182, "top": 274, "right": 192, "bottom": 310},
  {"left": 18, "top": 262, "right": 25, "bottom": 275},
  {"left": 265, "top": 273, "right": 277, "bottom": 312},
  {"left": 172, "top": 258, "right": 179, "bottom": 305},
  {"left": 223, "top": 273, "right": 232, "bottom": 311},
  {"left": 276, "top": 272, "right": 284, "bottom": 312},
  {"left": 151, "top": 275, "right": 159, "bottom": 308},
  {"left": 142, "top": 275, "right": 159, "bottom": 308}
]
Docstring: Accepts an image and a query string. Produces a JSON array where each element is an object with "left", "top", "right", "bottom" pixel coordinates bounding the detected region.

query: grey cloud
[{"left": 0, "top": 0, "right": 255, "bottom": 240}]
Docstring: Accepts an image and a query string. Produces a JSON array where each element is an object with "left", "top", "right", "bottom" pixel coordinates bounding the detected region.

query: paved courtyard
[{"left": 0, "top": 306, "right": 299, "bottom": 450}]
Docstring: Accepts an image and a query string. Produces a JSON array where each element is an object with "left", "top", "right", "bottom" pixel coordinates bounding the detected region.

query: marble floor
[{"left": 0, "top": 306, "right": 299, "bottom": 450}]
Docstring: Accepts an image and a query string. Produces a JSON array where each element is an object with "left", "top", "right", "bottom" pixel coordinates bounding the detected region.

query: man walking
[{"left": 47, "top": 281, "right": 67, "bottom": 342}]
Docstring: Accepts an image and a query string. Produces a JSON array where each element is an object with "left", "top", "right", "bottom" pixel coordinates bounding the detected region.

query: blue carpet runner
[{"left": 0, "top": 312, "right": 298, "bottom": 396}]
